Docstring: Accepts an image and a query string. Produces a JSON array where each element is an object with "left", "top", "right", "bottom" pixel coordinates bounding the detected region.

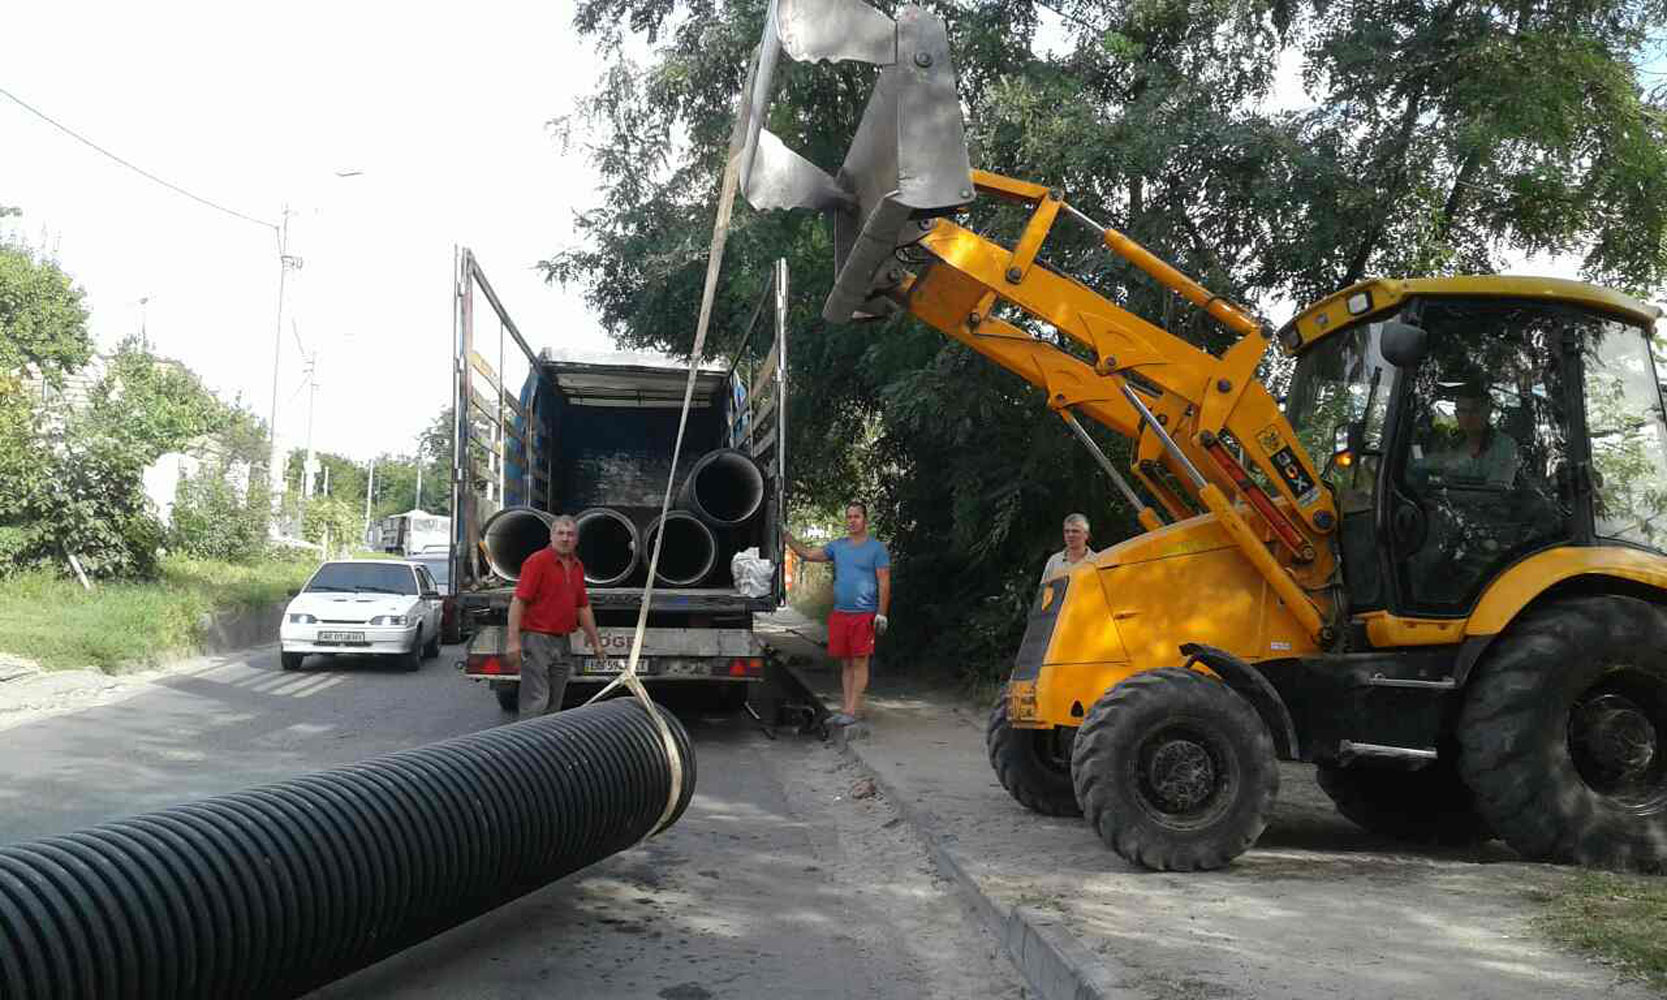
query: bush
[{"left": 170, "top": 462, "right": 270, "bottom": 563}]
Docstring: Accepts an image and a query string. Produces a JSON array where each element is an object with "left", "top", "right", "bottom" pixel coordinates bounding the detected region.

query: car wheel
[
  {"left": 422, "top": 628, "right": 441, "bottom": 660},
  {"left": 402, "top": 631, "right": 423, "bottom": 672},
  {"left": 281, "top": 652, "right": 305, "bottom": 672}
]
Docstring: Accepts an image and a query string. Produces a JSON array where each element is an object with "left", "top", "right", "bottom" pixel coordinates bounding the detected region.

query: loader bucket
[{"left": 731, "top": 0, "right": 974, "bottom": 322}]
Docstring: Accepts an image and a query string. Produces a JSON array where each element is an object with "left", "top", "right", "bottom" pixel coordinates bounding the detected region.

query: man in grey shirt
[{"left": 1040, "top": 513, "right": 1097, "bottom": 587}]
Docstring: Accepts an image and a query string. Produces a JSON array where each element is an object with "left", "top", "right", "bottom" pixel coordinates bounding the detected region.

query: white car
[{"left": 279, "top": 560, "right": 444, "bottom": 672}]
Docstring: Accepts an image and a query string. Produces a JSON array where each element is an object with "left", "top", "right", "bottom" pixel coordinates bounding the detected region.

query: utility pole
[
  {"left": 414, "top": 449, "right": 423, "bottom": 513},
  {"left": 266, "top": 207, "right": 302, "bottom": 525},
  {"left": 364, "top": 457, "right": 376, "bottom": 547},
  {"left": 301, "top": 353, "right": 318, "bottom": 500},
  {"left": 322, "top": 464, "right": 330, "bottom": 497}
]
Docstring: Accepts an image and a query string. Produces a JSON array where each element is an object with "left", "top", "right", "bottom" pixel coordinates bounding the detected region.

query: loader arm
[{"left": 729, "top": 0, "right": 1338, "bottom": 642}]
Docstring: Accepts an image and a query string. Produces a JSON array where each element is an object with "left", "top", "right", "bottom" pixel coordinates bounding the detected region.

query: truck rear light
[
  {"left": 728, "top": 657, "right": 765, "bottom": 677},
  {"left": 472, "top": 655, "right": 507, "bottom": 675}
]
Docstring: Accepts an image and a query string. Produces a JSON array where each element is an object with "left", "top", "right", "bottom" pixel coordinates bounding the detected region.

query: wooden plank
[
  {"left": 499, "top": 388, "right": 526, "bottom": 420},
  {"left": 749, "top": 372, "right": 778, "bottom": 412},
  {"left": 752, "top": 390, "right": 778, "bottom": 431},
  {"left": 758, "top": 339, "right": 781, "bottom": 387},
  {"left": 751, "top": 426, "right": 778, "bottom": 459},
  {"left": 469, "top": 351, "right": 501, "bottom": 390}
]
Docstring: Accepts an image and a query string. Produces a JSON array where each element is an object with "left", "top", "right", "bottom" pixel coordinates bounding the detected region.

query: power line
[{"left": 0, "top": 83, "right": 277, "bottom": 232}]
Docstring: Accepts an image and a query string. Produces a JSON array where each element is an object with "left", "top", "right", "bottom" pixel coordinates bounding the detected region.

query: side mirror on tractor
[{"left": 1379, "top": 320, "right": 1429, "bottom": 368}]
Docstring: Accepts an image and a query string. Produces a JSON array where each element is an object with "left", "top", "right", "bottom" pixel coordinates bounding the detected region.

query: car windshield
[{"left": 305, "top": 562, "right": 418, "bottom": 595}]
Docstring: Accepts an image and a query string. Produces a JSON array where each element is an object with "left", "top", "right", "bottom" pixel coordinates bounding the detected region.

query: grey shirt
[{"left": 1040, "top": 548, "right": 1097, "bottom": 587}]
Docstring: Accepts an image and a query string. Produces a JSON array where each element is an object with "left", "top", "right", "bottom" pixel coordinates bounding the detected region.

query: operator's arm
[
  {"left": 876, "top": 566, "right": 890, "bottom": 618},
  {"left": 578, "top": 605, "right": 605, "bottom": 663},
  {"left": 785, "top": 529, "right": 832, "bottom": 563},
  {"left": 506, "top": 597, "right": 525, "bottom": 664}
]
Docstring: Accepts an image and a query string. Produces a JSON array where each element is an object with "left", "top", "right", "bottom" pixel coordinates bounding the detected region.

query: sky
[
  {"left": 3, "top": 4, "right": 1660, "bottom": 470},
  {"left": 2, "top": 1, "right": 623, "bottom": 466}
]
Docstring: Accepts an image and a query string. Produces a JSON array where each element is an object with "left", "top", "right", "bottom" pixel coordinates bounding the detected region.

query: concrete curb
[
  {"left": 779, "top": 663, "right": 1135, "bottom": 1000},
  {"left": 194, "top": 601, "right": 287, "bottom": 656}
]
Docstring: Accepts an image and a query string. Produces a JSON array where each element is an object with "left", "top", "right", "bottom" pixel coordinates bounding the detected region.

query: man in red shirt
[{"left": 506, "top": 514, "right": 607, "bottom": 719}]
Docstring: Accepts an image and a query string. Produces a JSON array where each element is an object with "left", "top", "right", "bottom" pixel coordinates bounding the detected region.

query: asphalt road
[{"left": 0, "top": 646, "right": 1024, "bottom": 999}]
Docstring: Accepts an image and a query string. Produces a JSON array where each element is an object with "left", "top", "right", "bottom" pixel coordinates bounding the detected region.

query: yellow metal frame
[
  {"left": 1284, "top": 275, "right": 1663, "bottom": 353},
  {"left": 903, "top": 170, "right": 1337, "bottom": 645}
]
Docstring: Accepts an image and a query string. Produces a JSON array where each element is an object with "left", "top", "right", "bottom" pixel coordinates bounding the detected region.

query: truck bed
[{"left": 459, "top": 585, "right": 776, "bottom": 614}]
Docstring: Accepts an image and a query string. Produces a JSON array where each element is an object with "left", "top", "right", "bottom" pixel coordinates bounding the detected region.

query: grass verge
[
  {"left": 0, "top": 553, "right": 320, "bottom": 673},
  {"left": 1533, "top": 871, "right": 1667, "bottom": 991}
]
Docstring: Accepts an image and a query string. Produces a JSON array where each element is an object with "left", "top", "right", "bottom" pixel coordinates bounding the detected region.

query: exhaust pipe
[
  {"left": 677, "top": 448, "right": 766, "bottom": 527},
  {"left": 575, "top": 508, "right": 640, "bottom": 586},
  {"left": 644, "top": 512, "right": 718, "bottom": 586},
  {"left": 480, "top": 506, "right": 553, "bottom": 581}
]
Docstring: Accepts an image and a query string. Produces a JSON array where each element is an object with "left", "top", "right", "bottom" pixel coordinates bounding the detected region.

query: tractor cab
[{"left": 1282, "top": 276, "right": 1667, "bottom": 621}]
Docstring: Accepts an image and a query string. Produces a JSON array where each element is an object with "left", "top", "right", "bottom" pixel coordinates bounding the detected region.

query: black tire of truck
[
  {"left": 281, "top": 652, "right": 305, "bottom": 672},
  {"left": 401, "top": 631, "right": 423, "bottom": 672},
  {"left": 1459, "top": 594, "right": 1667, "bottom": 871},
  {"left": 495, "top": 686, "right": 519, "bottom": 713},
  {"left": 422, "top": 629, "right": 441, "bottom": 660},
  {"left": 1316, "top": 757, "right": 1493, "bottom": 845},
  {"left": 1072, "top": 668, "right": 1279, "bottom": 871},
  {"left": 987, "top": 694, "right": 1081, "bottom": 817}
]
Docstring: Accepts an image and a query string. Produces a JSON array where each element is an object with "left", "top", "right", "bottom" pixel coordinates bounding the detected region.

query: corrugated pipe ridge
[{"left": 0, "top": 697, "right": 696, "bottom": 999}]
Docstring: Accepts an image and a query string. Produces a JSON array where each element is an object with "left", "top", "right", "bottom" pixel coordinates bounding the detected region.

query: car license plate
[
  {"left": 318, "top": 631, "right": 366, "bottom": 643},
  {"left": 582, "top": 658, "right": 629, "bottom": 675}
]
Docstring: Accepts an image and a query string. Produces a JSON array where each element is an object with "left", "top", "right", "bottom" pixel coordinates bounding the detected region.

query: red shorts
[{"left": 827, "top": 610, "right": 876, "bottom": 658}]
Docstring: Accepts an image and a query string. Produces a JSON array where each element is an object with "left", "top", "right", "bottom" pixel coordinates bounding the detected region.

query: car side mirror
[{"left": 1380, "top": 320, "right": 1429, "bottom": 368}]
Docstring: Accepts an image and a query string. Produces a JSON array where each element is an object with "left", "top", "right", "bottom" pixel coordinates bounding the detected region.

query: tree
[
  {"left": 0, "top": 243, "right": 92, "bottom": 385},
  {"left": 548, "top": 0, "right": 1667, "bottom": 679}
]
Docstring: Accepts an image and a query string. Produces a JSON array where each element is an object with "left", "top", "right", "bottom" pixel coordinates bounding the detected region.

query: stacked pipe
[
  {"left": 0, "top": 697, "right": 697, "bottom": 1000},
  {"left": 480, "top": 506, "right": 553, "bottom": 581},
  {"left": 486, "top": 449, "right": 766, "bottom": 589}
]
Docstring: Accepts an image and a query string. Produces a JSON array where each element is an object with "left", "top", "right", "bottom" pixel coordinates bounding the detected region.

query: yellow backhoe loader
[{"left": 732, "top": 0, "right": 1667, "bottom": 870}]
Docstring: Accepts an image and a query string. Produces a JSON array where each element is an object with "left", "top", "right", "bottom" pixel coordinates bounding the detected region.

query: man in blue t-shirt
[{"left": 786, "top": 501, "right": 891, "bottom": 727}]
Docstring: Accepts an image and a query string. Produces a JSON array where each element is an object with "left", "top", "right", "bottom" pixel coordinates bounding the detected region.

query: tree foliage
[
  {"left": 548, "top": 0, "right": 1667, "bottom": 679},
  {"left": 0, "top": 243, "right": 91, "bottom": 386}
]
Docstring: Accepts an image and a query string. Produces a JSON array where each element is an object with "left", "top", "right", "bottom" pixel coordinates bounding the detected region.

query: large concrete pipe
[
  {"left": 0, "top": 697, "right": 696, "bottom": 1000},
  {"left": 644, "top": 511, "right": 718, "bottom": 586},
  {"left": 677, "top": 448, "right": 766, "bottom": 527},
  {"left": 575, "top": 507, "right": 640, "bottom": 586},
  {"left": 481, "top": 506, "right": 554, "bottom": 581}
]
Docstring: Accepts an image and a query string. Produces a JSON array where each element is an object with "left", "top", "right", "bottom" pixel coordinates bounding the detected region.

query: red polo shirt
[{"left": 514, "top": 548, "right": 589, "bottom": 635}]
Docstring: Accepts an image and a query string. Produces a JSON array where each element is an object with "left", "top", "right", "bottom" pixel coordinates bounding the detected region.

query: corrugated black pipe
[{"left": 0, "top": 697, "right": 696, "bottom": 999}]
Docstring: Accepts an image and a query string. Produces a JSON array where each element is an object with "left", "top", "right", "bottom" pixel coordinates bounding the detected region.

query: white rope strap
[{"left": 584, "top": 107, "right": 746, "bottom": 838}]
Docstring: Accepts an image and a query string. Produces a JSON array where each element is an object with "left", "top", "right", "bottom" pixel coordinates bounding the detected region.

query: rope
[{"left": 585, "top": 100, "right": 748, "bottom": 838}]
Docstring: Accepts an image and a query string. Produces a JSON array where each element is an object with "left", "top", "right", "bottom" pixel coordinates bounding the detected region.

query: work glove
[{"left": 874, "top": 614, "right": 889, "bottom": 636}]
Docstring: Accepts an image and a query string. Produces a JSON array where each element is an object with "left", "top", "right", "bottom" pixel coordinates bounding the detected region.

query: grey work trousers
[{"left": 518, "top": 631, "right": 574, "bottom": 719}]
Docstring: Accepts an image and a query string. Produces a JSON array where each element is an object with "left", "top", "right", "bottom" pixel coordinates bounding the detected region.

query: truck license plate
[
  {"left": 318, "top": 631, "right": 366, "bottom": 643},
  {"left": 582, "top": 658, "right": 630, "bottom": 675}
]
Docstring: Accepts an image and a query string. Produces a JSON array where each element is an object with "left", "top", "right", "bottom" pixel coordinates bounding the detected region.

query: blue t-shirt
[{"left": 822, "top": 537, "right": 890, "bottom": 613}]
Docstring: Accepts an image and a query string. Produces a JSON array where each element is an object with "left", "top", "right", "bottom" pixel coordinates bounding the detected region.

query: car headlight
[
  {"left": 288, "top": 613, "right": 317, "bottom": 624},
  {"left": 370, "top": 615, "right": 410, "bottom": 626}
]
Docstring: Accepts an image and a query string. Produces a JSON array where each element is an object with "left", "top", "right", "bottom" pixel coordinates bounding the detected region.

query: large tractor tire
[
  {"left": 1316, "top": 757, "right": 1492, "bottom": 845},
  {"left": 1072, "top": 668, "right": 1278, "bottom": 870},
  {"left": 987, "top": 694, "right": 1081, "bottom": 817},
  {"left": 1460, "top": 595, "right": 1667, "bottom": 871}
]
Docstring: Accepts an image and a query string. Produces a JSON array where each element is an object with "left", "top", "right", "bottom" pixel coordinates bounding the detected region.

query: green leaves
[
  {"left": 552, "top": 0, "right": 1667, "bottom": 678},
  {"left": 0, "top": 244, "right": 92, "bottom": 387}
]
